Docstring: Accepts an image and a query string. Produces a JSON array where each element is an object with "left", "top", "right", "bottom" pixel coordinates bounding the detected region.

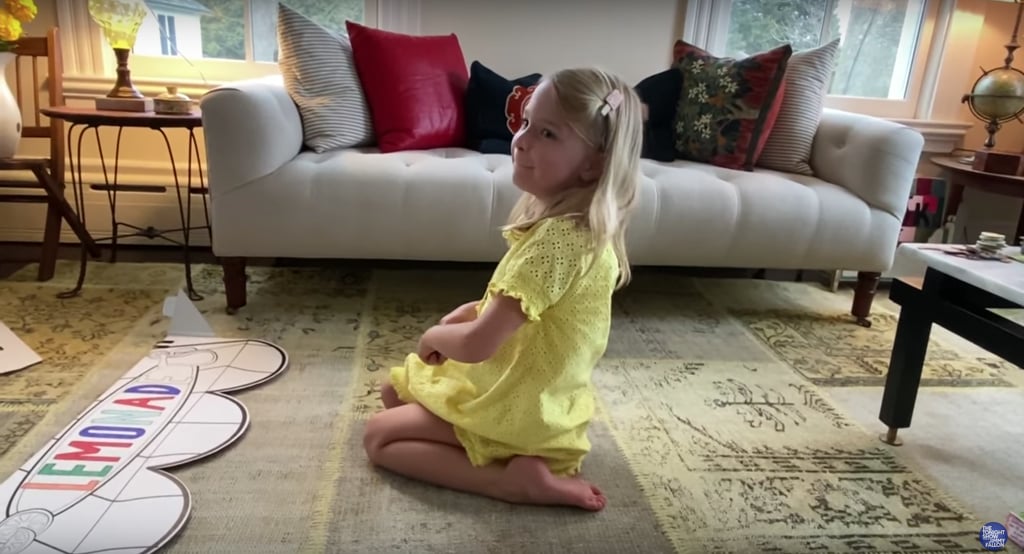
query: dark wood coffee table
[{"left": 879, "top": 243, "right": 1024, "bottom": 445}]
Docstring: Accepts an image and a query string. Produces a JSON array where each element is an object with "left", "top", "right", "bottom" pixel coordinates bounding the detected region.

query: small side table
[
  {"left": 40, "top": 106, "right": 211, "bottom": 300},
  {"left": 930, "top": 155, "right": 1024, "bottom": 245}
]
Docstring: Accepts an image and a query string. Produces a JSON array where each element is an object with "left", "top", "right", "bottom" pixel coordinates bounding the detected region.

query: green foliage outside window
[
  {"left": 196, "top": 0, "right": 364, "bottom": 62},
  {"left": 723, "top": 0, "right": 918, "bottom": 99}
]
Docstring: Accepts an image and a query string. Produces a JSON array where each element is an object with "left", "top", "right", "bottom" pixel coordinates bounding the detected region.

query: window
[
  {"left": 684, "top": 0, "right": 945, "bottom": 119},
  {"left": 54, "top": 0, "right": 405, "bottom": 96},
  {"left": 124, "top": 0, "right": 371, "bottom": 83},
  {"left": 156, "top": 15, "right": 177, "bottom": 56},
  {"left": 134, "top": 0, "right": 366, "bottom": 63}
]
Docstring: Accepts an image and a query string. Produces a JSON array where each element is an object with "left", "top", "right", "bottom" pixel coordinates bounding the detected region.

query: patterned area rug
[{"left": 0, "top": 261, "right": 1019, "bottom": 553}]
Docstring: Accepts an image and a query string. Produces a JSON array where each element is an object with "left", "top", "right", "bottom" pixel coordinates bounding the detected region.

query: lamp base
[{"left": 94, "top": 96, "right": 153, "bottom": 113}]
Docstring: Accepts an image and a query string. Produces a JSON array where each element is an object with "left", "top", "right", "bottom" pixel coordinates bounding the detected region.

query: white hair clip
[{"left": 600, "top": 89, "right": 624, "bottom": 116}]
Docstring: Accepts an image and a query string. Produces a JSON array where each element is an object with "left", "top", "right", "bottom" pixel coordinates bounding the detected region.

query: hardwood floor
[{"left": 0, "top": 242, "right": 221, "bottom": 279}]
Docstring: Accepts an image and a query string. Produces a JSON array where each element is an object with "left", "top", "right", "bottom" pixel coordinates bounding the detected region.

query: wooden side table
[
  {"left": 930, "top": 155, "right": 1024, "bottom": 245},
  {"left": 39, "top": 106, "right": 211, "bottom": 300}
]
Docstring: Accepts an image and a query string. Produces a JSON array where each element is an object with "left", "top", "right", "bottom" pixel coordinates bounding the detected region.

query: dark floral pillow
[{"left": 672, "top": 40, "right": 791, "bottom": 171}]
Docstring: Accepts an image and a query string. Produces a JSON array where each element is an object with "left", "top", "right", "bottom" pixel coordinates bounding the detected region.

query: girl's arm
[
  {"left": 419, "top": 294, "right": 527, "bottom": 364},
  {"left": 439, "top": 300, "right": 480, "bottom": 325}
]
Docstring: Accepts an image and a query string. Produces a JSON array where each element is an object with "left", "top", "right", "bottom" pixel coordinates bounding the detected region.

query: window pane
[
  {"left": 724, "top": 0, "right": 831, "bottom": 58},
  {"left": 199, "top": 0, "right": 246, "bottom": 61},
  {"left": 722, "top": 0, "right": 925, "bottom": 100},
  {"left": 133, "top": 0, "right": 365, "bottom": 63},
  {"left": 253, "top": 0, "right": 366, "bottom": 62},
  {"left": 830, "top": 1, "right": 924, "bottom": 99},
  {"left": 135, "top": 1, "right": 244, "bottom": 61}
]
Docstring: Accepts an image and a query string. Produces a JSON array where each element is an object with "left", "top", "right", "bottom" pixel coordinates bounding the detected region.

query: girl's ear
[{"left": 579, "top": 152, "right": 606, "bottom": 183}]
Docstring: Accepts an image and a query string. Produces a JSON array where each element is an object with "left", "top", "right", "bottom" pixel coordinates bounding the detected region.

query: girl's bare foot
[{"left": 500, "top": 456, "right": 606, "bottom": 511}]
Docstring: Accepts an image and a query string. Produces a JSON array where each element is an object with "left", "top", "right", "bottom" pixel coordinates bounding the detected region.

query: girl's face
[{"left": 511, "top": 81, "right": 602, "bottom": 202}]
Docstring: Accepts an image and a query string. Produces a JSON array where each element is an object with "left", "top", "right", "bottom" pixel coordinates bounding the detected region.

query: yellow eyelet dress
[{"left": 390, "top": 216, "right": 619, "bottom": 477}]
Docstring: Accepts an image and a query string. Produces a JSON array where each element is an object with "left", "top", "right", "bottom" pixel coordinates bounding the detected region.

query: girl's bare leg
[
  {"left": 363, "top": 403, "right": 606, "bottom": 511},
  {"left": 380, "top": 381, "right": 406, "bottom": 409}
]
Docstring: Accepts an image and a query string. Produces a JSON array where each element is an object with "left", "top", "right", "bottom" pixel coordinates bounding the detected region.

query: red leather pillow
[{"left": 346, "top": 21, "right": 469, "bottom": 152}]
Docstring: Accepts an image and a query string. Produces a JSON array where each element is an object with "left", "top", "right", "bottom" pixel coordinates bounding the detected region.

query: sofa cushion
[
  {"left": 276, "top": 4, "right": 374, "bottom": 153},
  {"left": 464, "top": 61, "right": 541, "bottom": 155},
  {"left": 346, "top": 21, "right": 470, "bottom": 153},
  {"left": 672, "top": 40, "right": 791, "bottom": 171},
  {"left": 757, "top": 40, "right": 840, "bottom": 175},
  {"left": 634, "top": 68, "right": 683, "bottom": 162}
]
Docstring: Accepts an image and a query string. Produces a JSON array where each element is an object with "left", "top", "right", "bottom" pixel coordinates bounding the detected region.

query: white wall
[{"left": 419, "top": 0, "right": 684, "bottom": 86}]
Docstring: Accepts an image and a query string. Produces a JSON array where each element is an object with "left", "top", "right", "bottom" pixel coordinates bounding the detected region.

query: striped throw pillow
[
  {"left": 277, "top": 3, "right": 375, "bottom": 153},
  {"left": 757, "top": 40, "right": 839, "bottom": 175}
]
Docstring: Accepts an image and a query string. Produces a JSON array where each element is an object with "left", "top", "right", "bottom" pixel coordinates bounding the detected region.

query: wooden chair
[{"left": 0, "top": 27, "right": 98, "bottom": 281}]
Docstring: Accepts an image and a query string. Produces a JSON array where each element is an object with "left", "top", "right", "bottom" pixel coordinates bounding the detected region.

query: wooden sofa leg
[
  {"left": 851, "top": 271, "right": 881, "bottom": 328},
  {"left": 221, "top": 257, "right": 248, "bottom": 314}
]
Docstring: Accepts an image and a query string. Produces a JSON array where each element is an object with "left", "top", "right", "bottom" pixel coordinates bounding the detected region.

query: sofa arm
[
  {"left": 199, "top": 76, "right": 303, "bottom": 197},
  {"left": 810, "top": 108, "right": 924, "bottom": 219}
]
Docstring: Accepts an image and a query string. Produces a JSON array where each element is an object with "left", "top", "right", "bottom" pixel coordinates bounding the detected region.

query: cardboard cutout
[{"left": 0, "top": 292, "right": 288, "bottom": 552}]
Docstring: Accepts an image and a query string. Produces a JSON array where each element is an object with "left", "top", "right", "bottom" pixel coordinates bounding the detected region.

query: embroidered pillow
[
  {"left": 672, "top": 40, "right": 791, "bottom": 171},
  {"left": 276, "top": 3, "right": 374, "bottom": 152},
  {"left": 756, "top": 40, "right": 840, "bottom": 175},
  {"left": 464, "top": 61, "right": 542, "bottom": 154}
]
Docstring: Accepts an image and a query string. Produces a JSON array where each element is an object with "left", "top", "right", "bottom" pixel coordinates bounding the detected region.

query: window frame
[
  {"left": 681, "top": 0, "right": 952, "bottom": 120},
  {"left": 155, "top": 13, "right": 177, "bottom": 56},
  {"left": 55, "top": 0, "right": 420, "bottom": 100}
]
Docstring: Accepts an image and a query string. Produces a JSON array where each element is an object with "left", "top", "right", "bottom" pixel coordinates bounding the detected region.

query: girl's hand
[
  {"left": 440, "top": 300, "right": 480, "bottom": 326},
  {"left": 418, "top": 328, "right": 447, "bottom": 365}
]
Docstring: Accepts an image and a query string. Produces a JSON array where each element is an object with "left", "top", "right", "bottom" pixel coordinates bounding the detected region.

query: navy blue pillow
[
  {"left": 464, "top": 61, "right": 542, "bottom": 154},
  {"left": 635, "top": 69, "right": 683, "bottom": 162}
]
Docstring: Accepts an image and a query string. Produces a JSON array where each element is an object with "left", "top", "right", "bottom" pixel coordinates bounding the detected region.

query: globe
[
  {"left": 969, "top": 67, "right": 1024, "bottom": 120},
  {"left": 962, "top": 64, "right": 1024, "bottom": 149}
]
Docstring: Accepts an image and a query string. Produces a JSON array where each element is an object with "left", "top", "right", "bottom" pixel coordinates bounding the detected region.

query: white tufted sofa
[{"left": 199, "top": 76, "right": 925, "bottom": 324}]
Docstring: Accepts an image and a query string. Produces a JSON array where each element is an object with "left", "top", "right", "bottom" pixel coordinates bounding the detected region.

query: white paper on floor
[{"left": 0, "top": 321, "right": 41, "bottom": 375}]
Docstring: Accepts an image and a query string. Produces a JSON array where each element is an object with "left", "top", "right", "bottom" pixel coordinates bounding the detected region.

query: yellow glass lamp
[{"left": 88, "top": 0, "right": 149, "bottom": 107}]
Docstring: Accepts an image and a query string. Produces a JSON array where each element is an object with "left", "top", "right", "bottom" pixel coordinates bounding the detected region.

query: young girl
[{"left": 362, "top": 66, "right": 644, "bottom": 512}]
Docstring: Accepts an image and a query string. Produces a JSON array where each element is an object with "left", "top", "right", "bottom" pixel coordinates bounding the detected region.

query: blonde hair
[{"left": 503, "top": 67, "right": 644, "bottom": 289}]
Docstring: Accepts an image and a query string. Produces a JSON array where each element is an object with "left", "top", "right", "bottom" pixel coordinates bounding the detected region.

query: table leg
[
  {"left": 190, "top": 130, "right": 212, "bottom": 244},
  {"left": 878, "top": 274, "right": 938, "bottom": 446},
  {"left": 58, "top": 123, "right": 96, "bottom": 299},
  {"left": 1015, "top": 204, "right": 1023, "bottom": 245},
  {"left": 59, "top": 124, "right": 142, "bottom": 297},
  {"left": 100, "top": 126, "right": 125, "bottom": 264},
  {"left": 155, "top": 126, "right": 209, "bottom": 302}
]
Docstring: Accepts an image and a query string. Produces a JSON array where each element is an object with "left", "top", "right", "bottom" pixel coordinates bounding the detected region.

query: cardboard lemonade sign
[{"left": 0, "top": 292, "right": 288, "bottom": 552}]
